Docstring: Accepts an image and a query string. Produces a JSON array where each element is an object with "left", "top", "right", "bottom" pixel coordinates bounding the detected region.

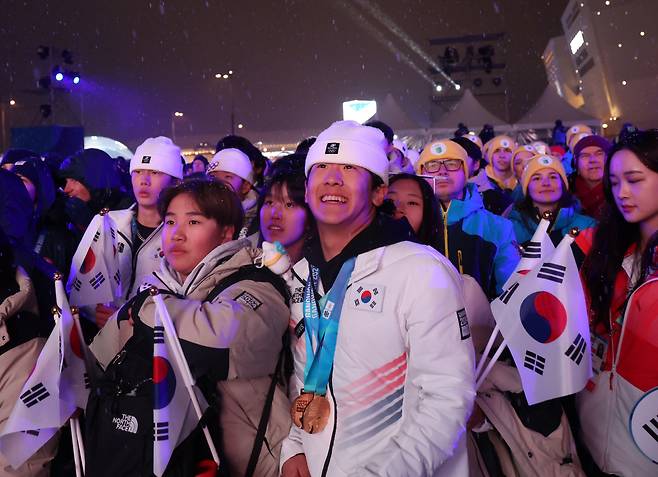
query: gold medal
[
  {"left": 302, "top": 394, "right": 330, "bottom": 434},
  {"left": 291, "top": 391, "right": 314, "bottom": 429}
]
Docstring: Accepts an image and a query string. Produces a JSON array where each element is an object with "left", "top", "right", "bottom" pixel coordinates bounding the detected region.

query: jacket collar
[
  {"left": 154, "top": 238, "right": 252, "bottom": 296},
  {"left": 442, "top": 183, "right": 484, "bottom": 225}
]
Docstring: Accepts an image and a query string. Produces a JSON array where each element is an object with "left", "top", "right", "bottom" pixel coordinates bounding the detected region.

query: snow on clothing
[
  {"left": 438, "top": 183, "right": 519, "bottom": 300},
  {"left": 0, "top": 269, "right": 58, "bottom": 476},
  {"left": 507, "top": 204, "right": 597, "bottom": 247},
  {"left": 280, "top": 215, "right": 476, "bottom": 477},
  {"left": 86, "top": 239, "right": 291, "bottom": 477},
  {"left": 469, "top": 169, "right": 514, "bottom": 216},
  {"left": 576, "top": 248, "right": 658, "bottom": 476}
]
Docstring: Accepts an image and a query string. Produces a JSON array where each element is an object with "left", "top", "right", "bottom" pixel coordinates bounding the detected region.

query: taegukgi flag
[
  {"left": 67, "top": 211, "right": 123, "bottom": 306},
  {"left": 504, "top": 217, "right": 555, "bottom": 289},
  {"left": 152, "top": 295, "right": 206, "bottom": 477},
  {"left": 0, "top": 277, "right": 90, "bottom": 468},
  {"left": 492, "top": 233, "right": 592, "bottom": 405}
]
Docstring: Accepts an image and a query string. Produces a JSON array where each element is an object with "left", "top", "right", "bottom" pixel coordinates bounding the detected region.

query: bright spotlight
[
  {"left": 55, "top": 72, "right": 64, "bottom": 81},
  {"left": 73, "top": 75, "right": 80, "bottom": 84},
  {"left": 455, "top": 83, "right": 461, "bottom": 91},
  {"left": 435, "top": 84, "right": 443, "bottom": 92}
]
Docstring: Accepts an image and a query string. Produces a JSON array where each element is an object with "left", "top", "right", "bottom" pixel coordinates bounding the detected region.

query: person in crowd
[
  {"left": 531, "top": 140, "right": 550, "bottom": 156},
  {"left": 257, "top": 154, "right": 313, "bottom": 264},
  {"left": 281, "top": 121, "right": 475, "bottom": 476},
  {"left": 86, "top": 179, "right": 291, "bottom": 476},
  {"left": 0, "top": 230, "right": 59, "bottom": 476},
  {"left": 386, "top": 173, "right": 442, "bottom": 251},
  {"left": 566, "top": 124, "right": 593, "bottom": 151},
  {"left": 569, "top": 135, "right": 611, "bottom": 220},
  {"left": 0, "top": 149, "right": 39, "bottom": 171},
  {"left": 207, "top": 148, "right": 258, "bottom": 238},
  {"left": 183, "top": 162, "right": 194, "bottom": 177},
  {"left": 578, "top": 129, "right": 658, "bottom": 477},
  {"left": 191, "top": 154, "right": 208, "bottom": 174},
  {"left": 483, "top": 135, "right": 518, "bottom": 198},
  {"left": 416, "top": 139, "right": 519, "bottom": 299},
  {"left": 455, "top": 122, "right": 470, "bottom": 137},
  {"left": 512, "top": 145, "right": 537, "bottom": 183},
  {"left": 552, "top": 119, "right": 567, "bottom": 146},
  {"left": 215, "top": 135, "right": 268, "bottom": 190},
  {"left": 550, "top": 144, "right": 566, "bottom": 162},
  {"left": 58, "top": 148, "right": 132, "bottom": 239},
  {"left": 364, "top": 119, "right": 413, "bottom": 175},
  {"left": 67, "top": 137, "right": 183, "bottom": 330},
  {"left": 507, "top": 154, "right": 596, "bottom": 248}
]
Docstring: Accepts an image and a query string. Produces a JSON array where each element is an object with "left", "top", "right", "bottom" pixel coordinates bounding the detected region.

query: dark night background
[{"left": 1, "top": 0, "right": 568, "bottom": 146}]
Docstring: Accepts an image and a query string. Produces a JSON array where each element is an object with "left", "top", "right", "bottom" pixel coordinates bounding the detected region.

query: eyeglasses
[{"left": 422, "top": 159, "right": 463, "bottom": 173}]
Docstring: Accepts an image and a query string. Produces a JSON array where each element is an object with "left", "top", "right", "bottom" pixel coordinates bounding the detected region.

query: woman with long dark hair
[{"left": 578, "top": 130, "right": 658, "bottom": 476}]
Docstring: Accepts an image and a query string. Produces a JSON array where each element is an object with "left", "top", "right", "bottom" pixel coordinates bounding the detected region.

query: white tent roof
[
  {"left": 375, "top": 93, "right": 426, "bottom": 131},
  {"left": 514, "top": 84, "right": 601, "bottom": 129},
  {"left": 431, "top": 89, "right": 509, "bottom": 134}
]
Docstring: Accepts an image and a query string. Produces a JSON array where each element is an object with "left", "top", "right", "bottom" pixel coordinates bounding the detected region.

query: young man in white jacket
[
  {"left": 68, "top": 136, "right": 183, "bottom": 329},
  {"left": 280, "top": 120, "right": 476, "bottom": 477}
]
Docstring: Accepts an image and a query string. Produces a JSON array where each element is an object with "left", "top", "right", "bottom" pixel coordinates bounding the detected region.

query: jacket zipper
[
  {"left": 457, "top": 250, "right": 464, "bottom": 274},
  {"left": 442, "top": 203, "right": 451, "bottom": 261},
  {"left": 321, "top": 375, "right": 337, "bottom": 477}
]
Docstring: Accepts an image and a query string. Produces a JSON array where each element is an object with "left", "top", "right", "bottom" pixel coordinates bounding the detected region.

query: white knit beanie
[
  {"left": 305, "top": 120, "right": 389, "bottom": 184},
  {"left": 208, "top": 148, "right": 254, "bottom": 184},
  {"left": 131, "top": 136, "right": 183, "bottom": 179}
]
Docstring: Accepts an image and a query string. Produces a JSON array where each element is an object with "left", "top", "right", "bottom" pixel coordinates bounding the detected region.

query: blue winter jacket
[
  {"left": 439, "top": 183, "right": 520, "bottom": 299},
  {"left": 507, "top": 203, "right": 597, "bottom": 246}
]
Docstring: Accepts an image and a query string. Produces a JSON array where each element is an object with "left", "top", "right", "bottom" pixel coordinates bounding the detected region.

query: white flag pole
[
  {"left": 73, "top": 416, "right": 86, "bottom": 473},
  {"left": 475, "top": 323, "right": 500, "bottom": 380},
  {"left": 70, "top": 418, "right": 84, "bottom": 477},
  {"left": 475, "top": 339, "right": 508, "bottom": 390},
  {"left": 150, "top": 288, "right": 220, "bottom": 469}
]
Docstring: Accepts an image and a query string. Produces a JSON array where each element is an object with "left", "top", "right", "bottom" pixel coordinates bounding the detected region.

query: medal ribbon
[{"left": 302, "top": 257, "right": 356, "bottom": 395}]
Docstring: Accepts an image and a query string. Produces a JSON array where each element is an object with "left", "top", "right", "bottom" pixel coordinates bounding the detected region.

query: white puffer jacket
[{"left": 280, "top": 241, "right": 476, "bottom": 477}]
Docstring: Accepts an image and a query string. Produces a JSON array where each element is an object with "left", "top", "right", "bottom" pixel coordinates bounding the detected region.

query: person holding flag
[
  {"left": 280, "top": 120, "right": 475, "bottom": 477},
  {"left": 67, "top": 136, "right": 183, "bottom": 332},
  {"left": 579, "top": 129, "right": 658, "bottom": 476},
  {"left": 85, "top": 179, "right": 292, "bottom": 476}
]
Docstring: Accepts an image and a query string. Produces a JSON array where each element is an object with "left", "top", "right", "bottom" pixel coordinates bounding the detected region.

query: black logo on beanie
[
  {"left": 325, "top": 143, "right": 340, "bottom": 154},
  {"left": 141, "top": 155, "right": 152, "bottom": 164}
]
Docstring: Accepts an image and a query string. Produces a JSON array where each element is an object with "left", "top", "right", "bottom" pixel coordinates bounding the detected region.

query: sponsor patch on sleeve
[
  {"left": 457, "top": 308, "right": 470, "bottom": 340},
  {"left": 235, "top": 291, "right": 262, "bottom": 311}
]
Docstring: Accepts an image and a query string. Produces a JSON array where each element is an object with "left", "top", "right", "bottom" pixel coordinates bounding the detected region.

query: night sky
[{"left": 2, "top": 0, "right": 568, "bottom": 147}]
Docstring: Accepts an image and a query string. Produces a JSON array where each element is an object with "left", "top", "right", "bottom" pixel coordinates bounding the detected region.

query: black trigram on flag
[
  {"left": 154, "top": 421, "right": 169, "bottom": 441},
  {"left": 89, "top": 272, "right": 106, "bottom": 289},
  {"left": 522, "top": 241, "right": 541, "bottom": 259},
  {"left": 72, "top": 278, "right": 82, "bottom": 291},
  {"left": 537, "top": 263, "right": 566, "bottom": 284},
  {"left": 642, "top": 415, "right": 658, "bottom": 443},
  {"left": 22, "top": 430, "right": 40, "bottom": 437},
  {"left": 113, "top": 270, "right": 121, "bottom": 286},
  {"left": 500, "top": 282, "right": 520, "bottom": 305},
  {"left": 154, "top": 326, "right": 165, "bottom": 344},
  {"left": 93, "top": 231, "right": 101, "bottom": 242},
  {"left": 110, "top": 227, "right": 116, "bottom": 240},
  {"left": 565, "top": 333, "right": 587, "bottom": 365},
  {"left": 84, "top": 373, "right": 90, "bottom": 389},
  {"left": 524, "top": 351, "right": 546, "bottom": 375},
  {"left": 20, "top": 383, "right": 50, "bottom": 408}
]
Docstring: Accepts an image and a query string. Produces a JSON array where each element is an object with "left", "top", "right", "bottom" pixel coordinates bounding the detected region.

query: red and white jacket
[
  {"left": 577, "top": 249, "right": 658, "bottom": 476},
  {"left": 280, "top": 241, "right": 476, "bottom": 476}
]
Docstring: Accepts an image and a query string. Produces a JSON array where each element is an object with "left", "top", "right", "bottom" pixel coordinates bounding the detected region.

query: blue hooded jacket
[
  {"left": 507, "top": 203, "right": 597, "bottom": 246},
  {"left": 439, "top": 183, "right": 520, "bottom": 299}
]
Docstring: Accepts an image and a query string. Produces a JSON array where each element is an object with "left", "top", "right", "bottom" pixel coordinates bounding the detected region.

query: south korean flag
[
  {"left": 67, "top": 212, "right": 123, "bottom": 306},
  {"left": 492, "top": 233, "right": 592, "bottom": 405},
  {"left": 152, "top": 299, "right": 207, "bottom": 476},
  {"left": 0, "top": 278, "right": 85, "bottom": 468},
  {"left": 503, "top": 217, "right": 555, "bottom": 289}
]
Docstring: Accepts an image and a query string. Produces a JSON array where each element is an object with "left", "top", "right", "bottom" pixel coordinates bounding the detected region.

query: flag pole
[
  {"left": 475, "top": 340, "right": 508, "bottom": 389},
  {"left": 150, "top": 288, "right": 221, "bottom": 469},
  {"left": 73, "top": 416, "right": 86, "bottom": 472},
  {"left": 475, "top": 324, "right": 500, "bottom": 380},
  {"left": 70, "top": 417, "right": 84, "bottom": 477}
]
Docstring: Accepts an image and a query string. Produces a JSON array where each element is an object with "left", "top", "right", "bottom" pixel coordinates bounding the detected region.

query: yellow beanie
[
  {"left": 417, "top": 139, "right": 468, "bottom": 176},
  {"left": 566, "top": 124, "right": 593, "bottom": 148},
  {"left": 512, "top": 144, "right": 537, "bottom": 162},
  {"left": 568, "top": 131, "right": 591, "bottom": 151},
  {"left": 486, "top": 135, "right": 516, "bottom": 162},
  {"left": 521, "top": 154, "right": 568, "bottom": 196}
]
